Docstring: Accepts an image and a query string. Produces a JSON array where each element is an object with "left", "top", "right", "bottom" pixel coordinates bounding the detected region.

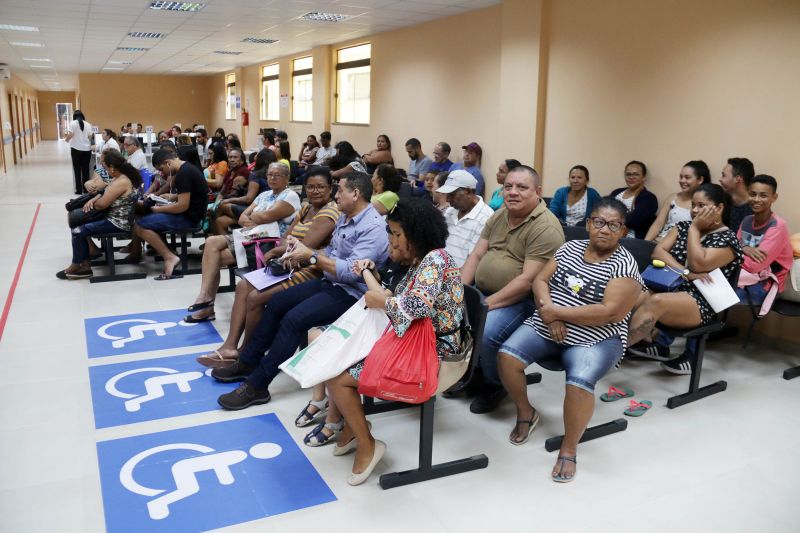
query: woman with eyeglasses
[
  {"left": 496, "top": 198, "right": 644, "bottom": 483},
  {"left": 194, "top": 168, "right": 339, "bottom": 364},
  {"left": 609, "top": 160, "right": 658, "bottom": 239}
]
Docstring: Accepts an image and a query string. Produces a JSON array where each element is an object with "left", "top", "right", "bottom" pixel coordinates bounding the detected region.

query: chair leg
[
  {"left": 783, "top": 366, "right": 800, "bottom": 380},
  {"left": 217, "top": 266, "right": 237, "bottom": 293},
  {"left": 91, "top": 236, "right": 147, "bottom": 283},
  {"left": 379, "top": 397, "right": 488, "bottom": 489},
  {"left": 544, "top": 418, "right": 628, "bottom": 453},
  {"left": 667, "top": 334, "right": 727, "bottom": 409}
]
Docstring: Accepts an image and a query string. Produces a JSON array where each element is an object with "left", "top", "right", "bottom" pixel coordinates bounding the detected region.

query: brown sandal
[{"left": 196, "top": 350, "right": 238, "bottom": 368}]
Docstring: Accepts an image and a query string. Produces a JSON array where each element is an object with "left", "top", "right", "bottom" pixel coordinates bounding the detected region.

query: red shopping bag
[{"left": 358, "top": 317, "right": 439, "bottom": 404}]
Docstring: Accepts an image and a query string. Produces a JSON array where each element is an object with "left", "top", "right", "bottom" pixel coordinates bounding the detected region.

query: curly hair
[{"left": 386, "top": 198, "right": 449, "bottom": 258}]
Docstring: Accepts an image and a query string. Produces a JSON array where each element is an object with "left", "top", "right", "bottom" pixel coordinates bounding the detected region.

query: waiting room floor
[{"left": 1, "top": 142, "right": 798, "bottom": 533}]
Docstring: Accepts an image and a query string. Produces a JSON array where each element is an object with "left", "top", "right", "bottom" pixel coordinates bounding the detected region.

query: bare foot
[
  {"left": 162, "top": 254, "right": 181, "bottom": 277},
  {"left": 552, "top": 449, "right": 577, "bottom": 481}
]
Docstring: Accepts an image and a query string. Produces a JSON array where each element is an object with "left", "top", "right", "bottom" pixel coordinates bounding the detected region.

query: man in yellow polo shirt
[{"left": 458, "top": 165, "right": 564, "bottom": 413}]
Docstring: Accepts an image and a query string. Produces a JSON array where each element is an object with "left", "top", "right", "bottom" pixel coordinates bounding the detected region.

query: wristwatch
[{"left": 309, "top": 252, "right": 318, "bottom": 265}]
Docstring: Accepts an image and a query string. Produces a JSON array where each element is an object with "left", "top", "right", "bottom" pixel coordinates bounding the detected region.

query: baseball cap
[
  {"left": 436, "top": 169, "right": 478, "bottom": 193},
  {"left": 461, "top": 142, "right": 482, "bottom": 158}
]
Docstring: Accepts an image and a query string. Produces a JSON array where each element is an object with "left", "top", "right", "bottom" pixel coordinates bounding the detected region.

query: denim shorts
[
  {"left": 136, "top": 212, "right": 194, "bottom": 232},
  {"left": 499, "top": 323, "right": 623, "bottom": 393}
]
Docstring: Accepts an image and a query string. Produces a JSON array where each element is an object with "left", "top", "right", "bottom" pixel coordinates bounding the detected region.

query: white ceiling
[{"left": 0, "top": 0, "right": 500, "bottom": 92}]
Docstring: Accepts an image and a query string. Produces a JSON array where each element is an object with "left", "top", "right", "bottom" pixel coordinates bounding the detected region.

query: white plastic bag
[
  {"left": 231, "top": 223, "right": 280, "bottom": 268},
  {"left": 280, "top": 297, "right": 389, "bottom": 388}
]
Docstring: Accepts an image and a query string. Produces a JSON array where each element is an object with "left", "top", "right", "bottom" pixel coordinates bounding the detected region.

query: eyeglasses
[
  {"left": 589, "top": 217, "right": 624, "bottom": 232},
  {"left": 305, "top": 185, "right": 329, "bottom": 192}
]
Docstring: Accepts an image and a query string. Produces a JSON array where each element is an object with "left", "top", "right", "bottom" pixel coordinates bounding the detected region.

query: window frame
[
  {"left": 225, "top": 73, "right": 236, "bottom": 120},
  {"left": 335, "top": 43, "right": 371, "bottom": 125},
  {"left": 260, "top": 64, "right": 280, "bottom": 121},
  {"left": 291, "top": 56, "right": 313, "bottom": 122}
]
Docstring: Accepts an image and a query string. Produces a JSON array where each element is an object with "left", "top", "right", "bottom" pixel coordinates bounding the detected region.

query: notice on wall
[
  {"left": 146, "top": 125, "right": 153, "bottom": 134},
  {"left": 235, "top": 96, "right": 241, "bottom": 109},
  {"left": 280, "top": 94, "right": 289, "bottom": 108}
]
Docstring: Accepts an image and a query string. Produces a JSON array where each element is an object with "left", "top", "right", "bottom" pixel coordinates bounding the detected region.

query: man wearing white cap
[{"left": 436, "top": 170, "right": 494, "bottom": 267}]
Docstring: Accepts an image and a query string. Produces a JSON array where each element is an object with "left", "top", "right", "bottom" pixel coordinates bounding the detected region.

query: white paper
[
  {"left": 692, "top": 268, "right": 740, "bottom": 313},
  {"left": 231, "top": 228, "right": 249, "bottom": 268},
  {"left": 243, "top": 268, "right": 292, "bottom": 291}
]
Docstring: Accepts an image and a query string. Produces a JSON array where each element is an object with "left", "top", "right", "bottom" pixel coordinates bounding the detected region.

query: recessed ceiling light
[
  {"left": 214, "top": 50, "right": 242, "bottom": 55},
  {"left": 0, "top": 24, "right": 39, "bottom": 32},
  {"left": 24, "top": 58, "right": 51, "bottom": 61},
  {"left": 108, "top": 60, "right": 134, "bottom": 65},
  {"left": 128, "top": 31, "right": 166, "bottom": 39},
  {"left": 242, "top": 37, "right": 279, "bottom": 44},
  {"left": 11, "top": 41, "right": 44, "bottom": 47},
  {"left": 149, "top": 1, "right": 205, "bottom": 12},
  {"left": 102, "top": 67, "right": 124, "bottom": 71},
  {"left": 117, "top": 47, "right": 149, "bottom": 52},
  {"left": 300, "top": 12, "right": 349, "bottom": 22},
  {"left": 30, "top": 65, "right": 53, "bottom": 69},
  {"left": 184, "top": 63, "right": 206, "bottom": 67}
]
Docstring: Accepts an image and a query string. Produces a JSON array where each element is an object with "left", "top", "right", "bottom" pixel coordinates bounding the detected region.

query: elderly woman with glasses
[{"left": 496, "top": 198, "right": 644, "bottom": 483}]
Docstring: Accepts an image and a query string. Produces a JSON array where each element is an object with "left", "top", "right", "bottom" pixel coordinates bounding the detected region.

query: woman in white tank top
[{"left": 645, "top": 160, "right": 711, "bottom": 242}]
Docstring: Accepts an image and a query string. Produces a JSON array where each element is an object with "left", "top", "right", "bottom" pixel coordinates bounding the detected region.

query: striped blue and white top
[{"left": 527, "top": 239, "right": 644, "bottom": 348}]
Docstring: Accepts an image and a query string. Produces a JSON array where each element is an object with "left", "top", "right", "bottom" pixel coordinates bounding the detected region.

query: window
[
  {"left": 225, "top": 73, "right": 236, "bottom": 120},
  {"left": 260, "top": 64, "right": 279, "bottom": 121},
  {"left": 292, "top": 56, "right": 313, "bottom": 122},
  {"left": 336, "top": 43, "right": 371, "bottom": 124}
]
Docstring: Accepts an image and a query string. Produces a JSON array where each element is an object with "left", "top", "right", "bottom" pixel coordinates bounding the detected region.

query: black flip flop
[
  {"left": 154, "top": 271, "right": 183, "bottom": 281},
  {"left": 187, "top": 300, "right": 215, "bottom": 313},
  {"left": 184, "top": 313, "right": 215, "bottom": 323}
]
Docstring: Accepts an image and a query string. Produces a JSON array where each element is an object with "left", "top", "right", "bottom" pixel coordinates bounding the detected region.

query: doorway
[
  {"left": 56, "top": 102, "right": 73, "bottom": 140},
  {"left": 7, "top": 94, "right": 17, "bottom": 165}
]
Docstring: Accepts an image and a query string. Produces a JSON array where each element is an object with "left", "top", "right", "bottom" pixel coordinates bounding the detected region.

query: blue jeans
[
  {"left": 500, "top": 323, "right": 623, "bottom": 393},
  {"left": 735, "top": 284, "right": 769, "bottom": 305},
  {"left": 71, "top": 218, "right": 120, "bottom": 264},
  {"left": 239, "top": 278, "right": 357, "bottom": 389},
  {"left": 136, "top": 212, "right": 194, "bottom": 232},
  {"left": 478, "top": 299, "right": 535, "bottom": 386}
]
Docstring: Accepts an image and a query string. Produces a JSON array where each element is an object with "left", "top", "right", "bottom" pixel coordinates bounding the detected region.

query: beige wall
[
  {"left": 0, "top": 74, "right": 40, "bottom": 171},
  {"left": 78, "top": 73, "right": 211, "bottom": 135},
  {"left": 541, "top": 0, "right": 800, "bottom": 231},
  {"left": 38, "top": 91, "right": 77, "bottom": 140}
]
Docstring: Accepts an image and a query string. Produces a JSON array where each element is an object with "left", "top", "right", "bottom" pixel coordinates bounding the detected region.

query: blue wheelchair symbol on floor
[
  {"left": 89, "top": 354, "right": 237, "bottom": 428},
  {"left": 97, "top": 414, "right": 336, "bottom": 532},
  {"left": 121, "top": 441, "right": 282, "bottom": 520},
  {"left": 85, "top": 309, "right": 222, "bottom": 358}
]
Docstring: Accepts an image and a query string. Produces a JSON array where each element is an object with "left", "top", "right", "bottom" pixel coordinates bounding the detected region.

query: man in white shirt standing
[
  {"left": 436, "top": 170, "right": 494, "bottom": 267},
  {"left": 123, "top": 136, "right": 149, "bottom": 171}
]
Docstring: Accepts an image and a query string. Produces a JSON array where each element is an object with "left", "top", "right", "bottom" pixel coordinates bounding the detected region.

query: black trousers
[{"left": 71, "top": 148, "right": 92, "bottom": 193}]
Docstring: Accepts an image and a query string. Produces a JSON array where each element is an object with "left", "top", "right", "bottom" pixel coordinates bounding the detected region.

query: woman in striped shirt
[
  {"left": 497, "top": 198, "right": 644, "bottom": 482},
  {"left": 196, "top": 168, "right": 340, "bottom": 368}
]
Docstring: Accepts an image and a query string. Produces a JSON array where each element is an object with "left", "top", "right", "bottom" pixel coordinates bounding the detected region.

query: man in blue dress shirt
[{"left": 213, "top": 172, "right": 389, "bottom": 410}]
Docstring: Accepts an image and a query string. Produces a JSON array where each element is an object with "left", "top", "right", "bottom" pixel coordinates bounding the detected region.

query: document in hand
[
  {"left": 148, "top": 194, "right": 174, "bottom": 205},
  {"left": 242, "top": 268, "right": 292, "bottom": 291},
  {"left": 692, "top": 268, "right": 740, "bottom": 313}
]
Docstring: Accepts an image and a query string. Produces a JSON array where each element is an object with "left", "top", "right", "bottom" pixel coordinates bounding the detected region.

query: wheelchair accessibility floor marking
[
  {"left": 96, "top": 414, "right": 336, "bottom": 532},
  {"left": 84, "top": 308, "right": 222, "bottom": 358},
  {"left": 88, "top": 353, "right": 238, "bottom": 428}
]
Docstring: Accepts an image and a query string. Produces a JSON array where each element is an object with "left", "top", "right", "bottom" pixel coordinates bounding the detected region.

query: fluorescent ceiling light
[
  {"left": 24, "top": 58, "right": 51, "bottom": 61},
  {"left": 0, "top": 24, "right": 39, "bottom": 32},
  {"left": 149, "top": 1, "right": 205, "bottom": 12},
  {"left": 128, "top": 31, "right": 166, "bottom": 39},
  {"left": 184, "top": 63, "right": 206, "bottom": 67},
  {"left": 30, "top": 65, "right": 53, "bottom": 69},
  {"left": 300, "top": 12, "right": 349, "bottom": 22},
  {"left": 108, "top": 60, "right": 134, "bottom": 65},
  {"left": 102, "top": 67, "right": 124, "bottom": 71},
  {"left": 214, "top": 50, "right": 242, "bottom": 55},
  {"left": 242, "top": 37, "right": 279, "bottom": 44},
  {"left": 11, "top": 41, "right": 45, "bottom": 47},
  {"left": 117, "top": 47, "right": 149, "bottom": 52}
]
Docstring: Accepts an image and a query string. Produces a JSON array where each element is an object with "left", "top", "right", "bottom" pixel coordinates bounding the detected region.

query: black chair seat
[
  {"left": 773, "top": 299, "right": 800, "bottom": 317},
  {"left": 657, "top": 320, "right": 725, "bottom": 339}
]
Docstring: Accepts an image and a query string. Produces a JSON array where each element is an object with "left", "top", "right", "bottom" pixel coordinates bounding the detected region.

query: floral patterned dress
[
  {"left": 349, "top": 248, "right": 464, "bottom": 380},
  {"left": 669, "top": 221, "right": 744, "bottom": 325}
]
